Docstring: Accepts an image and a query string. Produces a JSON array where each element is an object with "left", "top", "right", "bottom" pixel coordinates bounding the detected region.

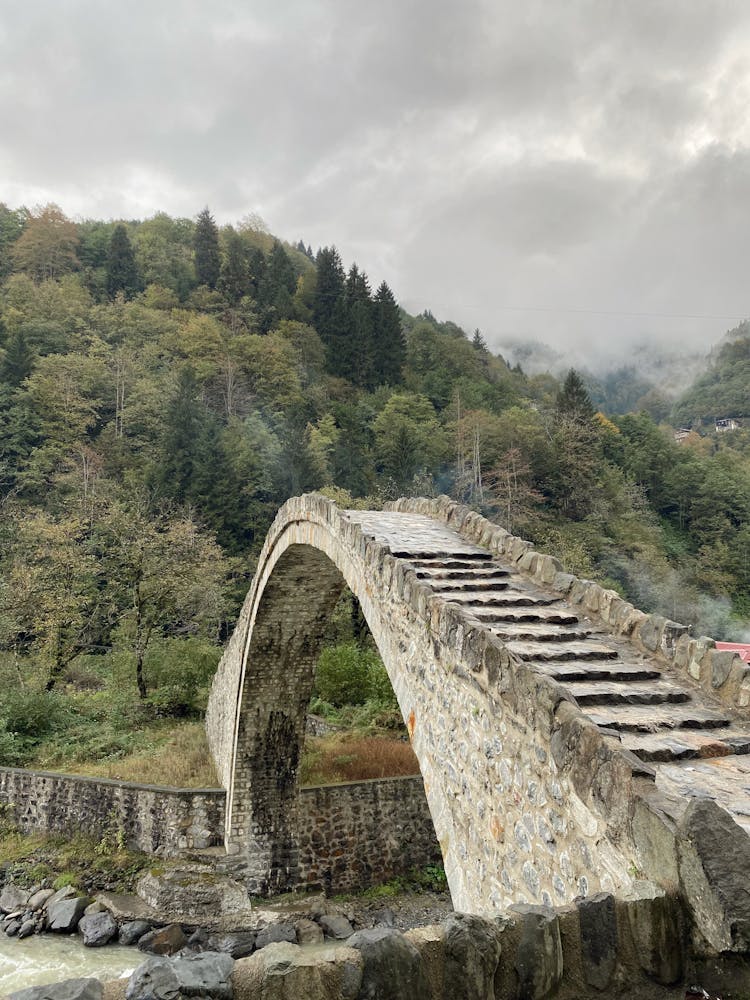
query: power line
[{"left": 407, "top": 299, "right": 747, "bottom": 322}]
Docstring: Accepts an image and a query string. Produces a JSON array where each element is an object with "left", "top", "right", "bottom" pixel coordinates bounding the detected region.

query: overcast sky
[{"left": 2, "top": 0, "right": 750, "bottom": 369}]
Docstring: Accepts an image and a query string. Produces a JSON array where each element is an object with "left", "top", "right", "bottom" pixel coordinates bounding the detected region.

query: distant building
[
  {"left": 716, "top": 642, "right": 750, "bottom": 664},
  {"left": 674, "top": 428, "right": 693, "bottom": 444},
  {"left": 716, "top": 417, "right": 740, "bottom": 432}
]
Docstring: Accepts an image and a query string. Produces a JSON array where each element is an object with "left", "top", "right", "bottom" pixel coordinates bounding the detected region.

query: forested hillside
[{"left": 0, "top": 202, "right": 749, "bottom": 774}]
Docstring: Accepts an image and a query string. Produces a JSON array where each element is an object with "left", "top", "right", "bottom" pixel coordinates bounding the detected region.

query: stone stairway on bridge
[{"left": 346, "top": 511, "right": 750, "bottom": 835}]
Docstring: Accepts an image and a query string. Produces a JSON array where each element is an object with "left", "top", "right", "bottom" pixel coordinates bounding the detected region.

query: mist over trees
[{"left": 1, "top": 200, "right": 750, "bottom": 739}]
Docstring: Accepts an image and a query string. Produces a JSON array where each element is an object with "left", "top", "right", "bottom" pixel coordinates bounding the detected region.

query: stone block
[
  {"left": 624, "top": 888, "right": 684, "bottom": 986},
  {"left": 510, "top": 904, "right": 563, "bottom": 1000},
  {"left": 232, "top": 942, "right": 362, "bottom": 1000},
  {"left": 577, "top": 892, "right": 617, "bottom": 990},
  {"left": 707, "top": 649, "right": 738, "bottom": 689},
  {"left": 348, "top": 928, "right": 431, "bottom": 1000},
  {"left": 677, "top": 797, "right": 750, "bottom": 953},
  {"left": 636, "top": 615, "right": 665, "bottom": 653}
]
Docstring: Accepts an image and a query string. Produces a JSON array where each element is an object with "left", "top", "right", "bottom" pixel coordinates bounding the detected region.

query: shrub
[{"left": 315, "top": 642, "right": 374, "bottom": 707}]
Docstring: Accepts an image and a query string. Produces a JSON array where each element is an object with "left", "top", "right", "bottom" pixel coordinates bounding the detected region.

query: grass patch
[
  {"left": 300, "top": 733, "right": 419, "bottom": 786},
  {"left": 48, "top": 722, "right": 219, "bottom": 788}
]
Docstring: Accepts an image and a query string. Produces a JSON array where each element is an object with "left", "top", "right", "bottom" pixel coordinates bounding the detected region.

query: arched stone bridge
[{"left": 206, "top": 494, "right": 750, "bottom": 952}]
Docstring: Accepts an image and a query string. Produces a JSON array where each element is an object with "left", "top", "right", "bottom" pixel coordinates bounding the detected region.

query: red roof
[{"left": 715, "top": 642, "right": 750, "bottom": 663}]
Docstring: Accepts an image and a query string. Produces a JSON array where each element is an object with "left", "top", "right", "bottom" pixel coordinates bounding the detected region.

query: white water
[{"left": 0, "top": 934, "right": 138, "bottom": 992}]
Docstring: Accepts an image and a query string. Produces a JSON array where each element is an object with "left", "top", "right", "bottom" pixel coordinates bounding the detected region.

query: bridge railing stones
[{"left": 386, "top": 495, "right": 750, "bottom": 711}]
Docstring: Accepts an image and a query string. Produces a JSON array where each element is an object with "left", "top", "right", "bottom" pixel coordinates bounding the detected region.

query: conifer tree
[
  {"left": 194, "top": 207, "right": 221, "bottom": 289},
  {"left": 345, "top": 264, "right": 374, "bottom": 387},
  {"left": 0, "top": 329, "right": 34, "bottom": 385},
  {"left": 313, "top": 247, "right": 348, "bottom": 373},
  {"left": 106, "top": 224, "right": 140, "bottom": 299},
  {"left": 218, "top": 228, "right": 249, "bottom": 305},
  {"left": 372, "top": 281, "right": 405, "bottom": 386},
  {"left": 557, "top": 369, "right": 595, "bottom": 421}
]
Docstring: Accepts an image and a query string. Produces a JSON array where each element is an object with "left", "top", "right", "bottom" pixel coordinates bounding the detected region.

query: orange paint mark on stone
[
  {"left": 407, "top": 709, "right": 416, "bottom": 739},
  {"left": 490, "top": 816, "right": 504, "bottom": 841}
]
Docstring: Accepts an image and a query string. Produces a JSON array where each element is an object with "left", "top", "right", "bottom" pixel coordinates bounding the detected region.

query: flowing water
[{"left": 0, "top": 934, "right": 138, "bottom": 992}]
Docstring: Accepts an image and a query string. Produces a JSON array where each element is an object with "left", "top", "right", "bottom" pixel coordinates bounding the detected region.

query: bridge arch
[{"left": 206, "top": 494, "right": 640, "bottom": 914}]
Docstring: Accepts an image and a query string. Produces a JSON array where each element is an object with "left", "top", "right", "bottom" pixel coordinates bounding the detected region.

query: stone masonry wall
[
  {"left": 297, "top": 775, "right": 441, "bottom": 893},
  {"left": 0, "top": 766, "right": 438, "bottom": 893},
  {"left": 0, "top": 767, "right": 224, "bottom": 855}
]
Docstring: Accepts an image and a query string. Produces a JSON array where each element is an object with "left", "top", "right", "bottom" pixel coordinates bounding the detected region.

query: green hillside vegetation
[
  {"left": 0, "top": 202, "right": 749, "bottom": 781},
  {"left": 672, "top": 321, "right": 750, "bottom": 425}
]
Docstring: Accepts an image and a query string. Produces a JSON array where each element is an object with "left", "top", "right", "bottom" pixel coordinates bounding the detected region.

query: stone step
[
  {"left": 563, "top": 680, "right": 691, "bottom": 707},
  {"left": 392, "top": 549, "right": 493, "bottom": 562},
  {"left": 620, "top": 729, "right": 750, "bottom": 763},
  {"left": 429, "top": 579, "right": 510, "bottom": 593},
  {"left": 472, "top": 608, "right": 581, "bottom": 625},
  {"left": 588, "top": 704, "right": 731, "bottom": 734},
  {"left": 490, "top": 623, "right": 592, "bottom": 642},
  {"left": 533, "top": 661, "right": 662, "bottom": 683},
  {"left": 507, "top": 640, "right": 619, "bottom": 662},
  {"left": 409, "top": 558, "right": 504, "bottom": 571},
  {"left": 457, "top": 595, "right": 561, "bottom": 611},
  {"left": 414, "top": 566, "right": 511, "bottom": 581}
]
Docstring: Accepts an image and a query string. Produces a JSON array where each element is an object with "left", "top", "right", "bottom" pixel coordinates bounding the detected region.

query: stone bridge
[{"left": 206, "top": 494, "right": 750, "bottom": 953}]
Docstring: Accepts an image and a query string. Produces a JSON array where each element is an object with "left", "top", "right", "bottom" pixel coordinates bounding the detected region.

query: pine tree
[
  {"left": 313, "top": 247, "right": 348, "bottom": 374},
  {"left": 345, "top": 264, "right": 374, "bottom": 387},
  {"left": 258, "top": 241, "right": 296, "bottom": 330},
  {"left": 194, "top": 208, "right": 221, "bottom": 289},
  {"left": 372, "top": 281, "right": 405, "bottom": 386},
  {"left": 557, "top": 369, "right": 595, "bottom": 421},
  {"left": 0, "top": 329, "right": 34, "bottom": 386},
  {"left": 218, "top": 228, "right": 249, "bottom": 305},
  {"left": 106, "top": 224, "right": 139, "bottom": 299},
  {"left": 472, "top": 328, "right": 488, "bottom": 353},
  {"left": 156, "top": 367, "right": 204, "bottom": 501}
]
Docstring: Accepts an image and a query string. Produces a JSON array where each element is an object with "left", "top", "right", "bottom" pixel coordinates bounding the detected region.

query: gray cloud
[{"left": 2, "top": 0, "right": 750, "bottom": 367}]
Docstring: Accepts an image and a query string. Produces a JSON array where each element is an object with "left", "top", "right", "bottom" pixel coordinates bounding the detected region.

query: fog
[{"left": 2, "top": 1, "right": 750, "bottom": 367}]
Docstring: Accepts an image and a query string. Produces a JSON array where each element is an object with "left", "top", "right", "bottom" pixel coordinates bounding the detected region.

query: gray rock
[
  {"left": 171, "top": 952, "right": 234, "bottom": 998},
  {"left": 578, "top": 893, "right": 617, "bottom": 990},
  {"left": 209, "top": 930, "right": 256, "bottom": 958},
  {"left": 443, "top": 912, "right": 504, "bottom": 1000},
  {"left": 319, "top": 913, "right": 354, "bottom": 940},
  {"left": 28, "top": 888, "right": 55, "bottom": 911},
  {"left": 511, "top": 904, "right": 563, "bottom": 1000},
  {"left": 5, "top": 918, "right": 21, "bottom": 937},
  {"left": 44, "top": 886, "right": 77, "bottom": 911},
  {"left": 47, "top": 896, "right": 91, "bottom": 933},
  {"left": 0, "top": 884, "right": 30, "bottom": 914},
  {"left": 17, "top": 918, "right": 37, "bottom": 939},
  {"left": 83, "top": 901, "right": 107, "bottom": 916},
  {"left": 79, "top": 911, "right": 118, "bottom": 947},
  {"left": 125, "top": 954, "right": 234, "bottom": 1000},
  {"left": 10, "top": 980, "right": 102, "bottom": 1000},
  {"left": 677, "top": 796, "right": 750, "bottom": 952},
  {"left": 255, "top": 922, "right": 296, "bottom": 950},
  {"left": 119, "top": 920, "right": 153, "bottom": 946},
  {"left": 626, "top": 888, "right": 684, "bottom": 986},
  {"left": 348, "top": 927, "right": 431, "bottom": 1000},
  {"left": 125, "top": 958, "right": 179, "bottom": 1000},
  {"left": 295, "top": 918, "right": 324, "bottom": 946},
  {"left": 137, "top": 923, "right": 188, "bottom": 956}
]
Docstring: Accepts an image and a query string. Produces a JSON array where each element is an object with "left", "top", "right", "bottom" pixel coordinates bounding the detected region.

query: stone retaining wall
[
  {"left": 0, "top": 767, "right": 224, "bottom": 855},
  {"left": 0, "top": 767, "right": 438, "bottom": 892}
]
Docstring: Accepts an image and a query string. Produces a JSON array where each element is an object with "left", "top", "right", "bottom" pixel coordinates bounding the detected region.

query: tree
[
  {"left": 345, "top": 264, "right": 374, "bottom": 387},
  {"left": 556, "top": 369, "right": 595, "bottom": 422},
  {"left": 102, "top": 494, "right": 229, "bottom": 698},
  {"left": 218, "top": 227, "right": 249, "bottom": 305},
  {"left": 106, "top": 224, "right": 140, "bottom": 299},
  {"left": 373, "top": 393, "right": 449, "bottom": 489},
  {"left": 12, "top": 204, "right": 79, "bottom": 281},
  {"left": 194, "top": 207, "right": 221, "bottom": 289},
  {"left": 0, "top": 329, "right": 34, "bottom": 385},
  {"left": 313, "top": 247, "right": 348, "bottom": 371},
  {"left": 372, "top": 281, "right": 404, "bottom": 386}
]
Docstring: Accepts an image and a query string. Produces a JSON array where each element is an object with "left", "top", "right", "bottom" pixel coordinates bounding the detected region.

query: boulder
[
  {"left": 1, "top": 884, "right": 30, "bottom": 913},
  {"left": 48, "top": 896, "right": 92, "bottom": 933},
  {"left": 119, "top": 920, "right": 153, "bottom": 946},
  {"left": 209, "top": 930, "right": 256, "bottom": 958},
  {"left": 677, "top": 796, "right": 750, "bottom": 952},
  {"left": 18, "top": 918, "right": 37, "bottom": 939},
  {"left": 511, "top": 905, "right": 563, "bottom": 1000},
  {"left": 318, "top": 913, "right": 354, "bottom": 940},
  {"left": 10, "top": 980, "right": 103, "bottom": 1000},
  {"left": 443, "top": 912, "right": 504, "bottom": 1000},
  {"left": 137, "top": 923, "right": 188, "bottom": 956},
  {"left": 255, "top": 922, "right": 296, "bottom": 950},
  {"left": 125, "top": 954, "right": 233, "bottom": 1000},
  {"left": 295, "top": 918, "right": 324, "bottom": 946},
  {"left": 348, "top": 927, "right": 431, "bottom": 1000},
  {"left": 28, "top": 888, "right": 55, "bottom": 911},
  {"left": 79, "top": 911, "right": 119, "bottom": 947},
  {"left": 578, "top": 893, "right": 617, "bottom": 990},
  {"left": 232, "top": 942, "right": 362, "bottom": 1000}
]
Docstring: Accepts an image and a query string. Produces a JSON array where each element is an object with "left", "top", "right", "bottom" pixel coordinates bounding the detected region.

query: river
[{"left": 0, "top": 934, "right": 138, "bottom": 992}]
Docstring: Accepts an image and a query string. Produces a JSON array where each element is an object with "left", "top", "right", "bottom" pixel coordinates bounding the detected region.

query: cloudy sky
[{"left": 2, "top": 0, "right": 750, "bottom": 368}]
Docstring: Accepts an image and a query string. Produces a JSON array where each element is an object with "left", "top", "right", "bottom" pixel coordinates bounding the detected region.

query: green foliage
[{"left": 315, "top": 642, "right": 382, "bottom": 707}]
